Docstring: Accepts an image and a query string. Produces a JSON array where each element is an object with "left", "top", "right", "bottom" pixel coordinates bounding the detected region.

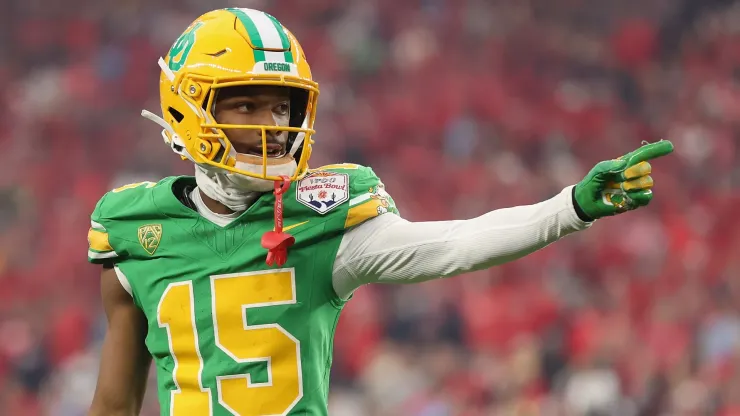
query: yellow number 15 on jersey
[{"left": 157, "top": 268, "right": 303, "bottom": 415}]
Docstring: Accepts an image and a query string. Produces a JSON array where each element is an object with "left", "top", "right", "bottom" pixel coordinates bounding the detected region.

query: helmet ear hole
[{"left": 168, "top": 107, "right": 185, "bottom": 123}]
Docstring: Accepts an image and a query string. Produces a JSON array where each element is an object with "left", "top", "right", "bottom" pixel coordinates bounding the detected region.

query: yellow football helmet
[{"left": 142, "top": 8, "right": 319, "bottom": 182}]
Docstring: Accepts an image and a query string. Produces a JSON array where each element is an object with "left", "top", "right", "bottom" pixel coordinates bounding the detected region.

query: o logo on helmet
[{"left": 168, "top": 22, "right": 204, "bottom": 72}]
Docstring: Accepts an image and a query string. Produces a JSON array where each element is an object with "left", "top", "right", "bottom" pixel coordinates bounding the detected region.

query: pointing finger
[{"left": 620, "top": 140, "right": 674, "bottom": 167}]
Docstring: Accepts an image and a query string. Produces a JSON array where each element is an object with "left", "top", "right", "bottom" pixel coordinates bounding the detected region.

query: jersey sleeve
[
  {"left": 87, "top": 194, "right": 121, "bottom": 264},
  {"left": 343, "top": 165, "right": 400, "bottom": 229},
  {"left": 332, "top": 186, "right": 592, "bottom": 299}
]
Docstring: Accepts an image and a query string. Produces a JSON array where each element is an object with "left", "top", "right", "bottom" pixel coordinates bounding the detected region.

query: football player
[{"left": 87, "top": 8, "right": 673, "bottom": 416}]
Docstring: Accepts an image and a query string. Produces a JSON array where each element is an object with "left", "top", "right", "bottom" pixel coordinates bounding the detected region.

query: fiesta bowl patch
[{"left": 296, "top": 172, "right": 350, "bottom": 214}]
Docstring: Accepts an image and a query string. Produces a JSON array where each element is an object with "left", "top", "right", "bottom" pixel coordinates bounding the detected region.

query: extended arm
[
  {"left": 88, "top": 267, "right": 151, "bottom": 416},
  {"left": 332, "top": 186, "right": 589, "bottom": 299}
]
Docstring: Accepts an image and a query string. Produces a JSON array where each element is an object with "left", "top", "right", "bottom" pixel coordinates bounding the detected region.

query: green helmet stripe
[
  {"left": 264, "top": 13, "right": 294, "bottom": 63},
  {"left": 227, "top": 8, "right": 266, "bottom": 62},
  {"left": 263, "top": 13, "right": 289, "bottom": 49}
]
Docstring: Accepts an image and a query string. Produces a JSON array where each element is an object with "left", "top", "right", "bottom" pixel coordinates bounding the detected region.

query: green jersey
[{"left": 86, "top": 164, "right": 398, "bottom": 416}]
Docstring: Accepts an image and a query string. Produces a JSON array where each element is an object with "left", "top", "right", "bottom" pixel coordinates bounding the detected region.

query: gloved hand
[{"left": 573, "top": 140, "right": 674, "bottom": 221}]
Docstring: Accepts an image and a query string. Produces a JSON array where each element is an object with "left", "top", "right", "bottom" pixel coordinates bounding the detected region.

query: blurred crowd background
[{"left": 1, "top": 0, "right": 739, "bottom": 415}]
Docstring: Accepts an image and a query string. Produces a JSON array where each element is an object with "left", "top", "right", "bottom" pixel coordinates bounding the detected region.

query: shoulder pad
[
  {"left": 98, "top": 181, "right": 161, "bottom": 218},
  {"left": 87, "top": 179, "right": 173, "bottom": 264}
]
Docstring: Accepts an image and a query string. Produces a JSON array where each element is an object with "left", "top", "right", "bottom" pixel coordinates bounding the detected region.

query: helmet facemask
[
  {"left": 144, "top": 68, "right": 318, "bottom": 189},
  {"left": 193, "top": 84, "right": 311, "bottom": 192}
]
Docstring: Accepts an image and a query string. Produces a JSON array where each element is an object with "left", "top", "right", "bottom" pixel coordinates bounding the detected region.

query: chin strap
[{"left": 261, "top": 176, "right": 295, "bottom": 266}]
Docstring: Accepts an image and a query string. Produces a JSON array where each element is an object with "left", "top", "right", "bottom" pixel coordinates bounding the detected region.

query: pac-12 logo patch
[
  {"left": 296, "top": 172, "right": 350, "bottom": 214},
  {"left": 138, "top": 224, "right": 162, "bottom": 255}
]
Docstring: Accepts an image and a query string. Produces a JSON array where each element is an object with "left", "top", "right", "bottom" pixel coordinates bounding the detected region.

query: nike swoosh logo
[{"left": 281, "top": 220, "right": 310, "bottom": 232}]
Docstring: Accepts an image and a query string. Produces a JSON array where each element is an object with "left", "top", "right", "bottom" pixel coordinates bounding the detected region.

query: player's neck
[{"left": 198, "top": 189, "right": 238, "bottom": 215}]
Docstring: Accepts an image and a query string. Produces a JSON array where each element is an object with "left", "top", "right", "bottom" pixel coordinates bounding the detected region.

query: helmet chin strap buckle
[{"left": 261, "top": 175, "right": 295, "bottom": 267}]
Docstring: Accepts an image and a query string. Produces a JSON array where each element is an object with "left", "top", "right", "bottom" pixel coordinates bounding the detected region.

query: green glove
[{"left": 574, "top": 140, "right": 674, "bottom": 221}]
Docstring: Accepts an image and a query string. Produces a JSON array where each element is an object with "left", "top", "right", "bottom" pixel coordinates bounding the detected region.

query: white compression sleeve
[{"left": 331, "top": 185, "right": 592, "bottom": 300}]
